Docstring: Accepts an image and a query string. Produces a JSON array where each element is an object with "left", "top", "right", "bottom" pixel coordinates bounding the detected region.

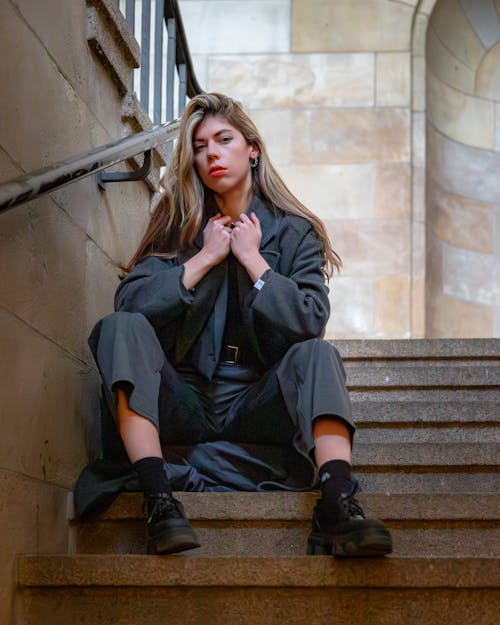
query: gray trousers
[{"left": 89, "top": 311, "right": 354, "bottom": 491}]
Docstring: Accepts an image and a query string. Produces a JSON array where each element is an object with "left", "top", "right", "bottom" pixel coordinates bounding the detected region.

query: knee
[
  {"left": 286, "top": 338, "right": 346, "bottom": 378},
  {"left": 97, "top": 311, "right": 155, "bottom": 343},
  {"left": 92, "top": 311, "right": 159, "bottom": 359},
  {"left": 288, "top": 337, "right": 338, "bottom": 360},
  {"left": 100, "top": 311, "right": 149, "bottom": 332},
  {"left": 91, "top": 310, "right": 164, "bottom": 378}
]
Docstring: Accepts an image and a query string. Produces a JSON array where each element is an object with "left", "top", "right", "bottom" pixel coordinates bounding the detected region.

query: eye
[
  {"left": 193, "top": 143, "right": 205, "bottom": 153},
  {"left": 220, "top": 135, "right": 232, "bottom": 143}
]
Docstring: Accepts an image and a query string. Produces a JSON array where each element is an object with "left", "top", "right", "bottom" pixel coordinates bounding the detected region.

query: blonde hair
[{"left": 123, "top": 93, "right": 341, "bottom": 276}]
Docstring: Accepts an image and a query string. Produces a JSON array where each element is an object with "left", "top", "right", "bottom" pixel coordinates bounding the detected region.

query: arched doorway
[{"left": 424, "top": 0, "right": 500, "bottom": 336}]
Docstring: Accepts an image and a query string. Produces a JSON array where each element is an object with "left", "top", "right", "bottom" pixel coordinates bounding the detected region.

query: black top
[{"left": 220, "top": 253, "right": 258, "bottom": 368}]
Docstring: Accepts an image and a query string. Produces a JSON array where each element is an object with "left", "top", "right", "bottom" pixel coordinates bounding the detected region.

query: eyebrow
[{"left": 193, "top": 128, "right": 234, "bottom": 143}]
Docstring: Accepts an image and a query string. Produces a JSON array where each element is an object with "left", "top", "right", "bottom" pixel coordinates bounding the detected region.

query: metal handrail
[
  {"left": 0, "top": 0, "right": 202, "bottom": 213},
  {"left": 164, "top": 0, "right": 203, "bottom": 98},
  {"left": 0, "top": 120, "right": 178, "bottom": 214}
]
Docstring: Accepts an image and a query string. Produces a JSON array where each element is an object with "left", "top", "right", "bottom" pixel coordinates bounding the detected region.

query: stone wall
[
  {"left": 0, "top": 2, "right": 153, "bottom": 624},
  {"left": 425, "top": 0, "right": 500, "bottom": 336},
  {"left": 180, "top": 0, "right": 500, "bottom": 339},
  {"left": 181, "top": 0, "right": 416, "bottom": 339}
]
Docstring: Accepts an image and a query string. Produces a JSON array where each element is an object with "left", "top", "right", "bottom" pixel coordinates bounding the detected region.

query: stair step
[
  {"left": 16, "top": 555, "right": 500, "bottom": 625},
  {"left": 72, "top": 524, "right": 500, "bottom": 558},
  {"left": 335, "top": 338, "right": 500, "bottom": 359},
  {"left": 344, "top": 361, "right": 500, "bottom": 389},
  {"left": 351, "top": 394, "right": 500, "bottom": 424},
  {"left": 334, "top": 339, "right": 500, "bottom": 395},
  {"left": 352, "top": 441, "right": 498, "bottom": 465},
  {"left": 91, "top": 492, "right": 500, "bottom": 522},
  {"left": 18, "top": 554, "right": 500, "bottom": 588},
  {"left": 71, "top": 492, "right": 500, "bottom": 557},
  {"left": 353, "top": 471, "right": 500, "bottom": 493},
  {"left": 356, "top": 427, "right": 498, "bottom": 443}
]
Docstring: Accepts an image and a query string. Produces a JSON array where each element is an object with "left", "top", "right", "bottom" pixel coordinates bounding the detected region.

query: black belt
[{"left": 220, "top": 345, "right": 239, "bottom": 365}]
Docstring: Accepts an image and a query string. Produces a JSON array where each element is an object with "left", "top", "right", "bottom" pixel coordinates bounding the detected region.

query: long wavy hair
[{"left": 122, "top": 93, "right": 341, "bottom": 277}]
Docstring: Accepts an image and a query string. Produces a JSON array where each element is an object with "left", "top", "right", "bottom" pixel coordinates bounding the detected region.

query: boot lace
[
  {"left": 145, "top": 493, "right": 183, "bottom": 523},
  {"left": 346, "top": 494, "right": 365, "bottom": 519}
]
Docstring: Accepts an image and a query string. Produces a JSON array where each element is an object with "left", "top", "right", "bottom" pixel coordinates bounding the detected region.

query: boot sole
[
  {"left": 333, "top": 527, "right": 393, "bottom": 557},
  {"left": 307, "top": 528, "right": 392, "bottom": 558},
  {"left": 148, "top": 527, "right": 201, "bottom": 555}
]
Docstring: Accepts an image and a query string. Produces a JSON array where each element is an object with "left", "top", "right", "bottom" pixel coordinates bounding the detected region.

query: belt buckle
[{"left": 224, "top": 345, "right": 239, "bottom": 365}]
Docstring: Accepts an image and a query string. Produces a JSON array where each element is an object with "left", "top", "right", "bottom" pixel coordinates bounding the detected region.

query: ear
[{"left": 249, "top": 143, "right": 259, "bottom": 160}]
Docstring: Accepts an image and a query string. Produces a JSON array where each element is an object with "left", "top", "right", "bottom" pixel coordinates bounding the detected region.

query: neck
[{"left": 214, "top": 186, "right": 253, "bottom": 223}]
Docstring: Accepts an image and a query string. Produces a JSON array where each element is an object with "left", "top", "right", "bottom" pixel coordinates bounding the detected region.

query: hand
[
  {"left": 230, "top": 213, "right": 270, "bottom": 282},
  {"left": 230, "top": 213, "right": 262, "bottom": 264},
  {"left": 202, "top": 213, "right": 232, "bottom": 265},
  {"left": 182, "top": 214, "right": 232, "bottom": 290}
]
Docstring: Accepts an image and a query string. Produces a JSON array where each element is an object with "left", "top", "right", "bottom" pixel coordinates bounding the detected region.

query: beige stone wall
[
  {"left": 180, "top": 0, "right": 500, "bottom": 339},
  {"left": 0, "top": 1, "right": 152, "bottom": 623},
  {"left": 181, "top": 0, "right": 417, "bottom": 339},
  {"left": 425, "top": 0, "right": 500, "bottom": 337}
]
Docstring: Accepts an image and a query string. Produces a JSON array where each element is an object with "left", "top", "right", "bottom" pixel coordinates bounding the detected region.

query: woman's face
[{"left": 192, "top": 114, "right": 258, "bottom": 197}]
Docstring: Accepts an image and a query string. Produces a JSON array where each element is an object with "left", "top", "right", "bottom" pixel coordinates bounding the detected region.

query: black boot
[
  {"left": 145, "top": 492, "right": 200, "bottom": 555},
  {"left": 307, "top": 479, "right": 392, "bottom": 557}
]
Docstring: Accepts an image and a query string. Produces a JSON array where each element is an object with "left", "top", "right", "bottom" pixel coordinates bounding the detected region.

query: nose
[{"left": 206, "top": 140, "right": 219, "bottom": 160}]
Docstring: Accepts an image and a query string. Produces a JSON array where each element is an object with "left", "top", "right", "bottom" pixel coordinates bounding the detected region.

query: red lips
[{"left": 209, "top": 165, "right": 227, "bottom": 176}]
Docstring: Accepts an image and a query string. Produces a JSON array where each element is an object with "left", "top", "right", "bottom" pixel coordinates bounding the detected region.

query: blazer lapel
[
  {"left": 249, "top": 194, "right": 279, "bottom": 248},
  {"left": 175, "top": 218, "right": 227, "bottom": 364},
  {"left": 237, "top": 195, "right": 282, "bottom": 315}
]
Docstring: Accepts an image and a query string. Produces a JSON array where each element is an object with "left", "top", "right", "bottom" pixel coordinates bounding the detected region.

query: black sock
[
  {"left": 319, "top": 459, "right": 354, "bottom": 501},
  {"left": 133, "top": 456, "right": 171, "bottom": 497}
]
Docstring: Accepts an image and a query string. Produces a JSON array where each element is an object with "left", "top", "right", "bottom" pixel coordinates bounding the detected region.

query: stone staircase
[{"left": 15, "top": 339, "right": 500, "bottom": 624}]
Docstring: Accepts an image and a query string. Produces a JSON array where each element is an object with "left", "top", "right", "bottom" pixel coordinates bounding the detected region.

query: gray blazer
[{"left": 114, "top": 195, "right": 330, "bottom": 378}]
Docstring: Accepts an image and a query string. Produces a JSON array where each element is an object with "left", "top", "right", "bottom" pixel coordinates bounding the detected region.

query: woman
[{"left": 80, "top": 93, "right": 392, "bottom": 558}]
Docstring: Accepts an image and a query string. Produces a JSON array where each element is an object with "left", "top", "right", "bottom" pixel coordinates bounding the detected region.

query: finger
[
  {"left": 214, "top": 215, "right": 232, "bottom": 226},
  {"left": 209, "top": 213, "right": 222, "bottom": 222},
  {"left": 216, "top": 219, "right": 232, "bottom": 231},
  {"left": 239, "top": 213, "right": 251, "bottom": 224},
  {"left": 249, "top": 212, "right": 260, "bottom": 226}
]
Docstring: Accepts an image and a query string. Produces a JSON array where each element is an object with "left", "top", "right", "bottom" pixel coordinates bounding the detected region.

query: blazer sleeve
[
  {"left": 248, "top": 227, "right": 330, "bottom": 340},
  {"left": 114, "top": 256, "right": 193, "bottom": 329}
]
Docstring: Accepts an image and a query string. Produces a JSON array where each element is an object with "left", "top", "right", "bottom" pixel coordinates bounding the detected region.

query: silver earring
[{"left": 250, "top": 155, "right": 259, "bottom": 169}]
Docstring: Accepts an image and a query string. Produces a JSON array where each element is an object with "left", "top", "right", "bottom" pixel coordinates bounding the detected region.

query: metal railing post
[
  {"left": 178, "top": 63, "right": 187, "bottom": 115},
  {"left": 140, "top": 0, "right": 151, "bottom": 114},
  {"left": 166, "top": 17, "right": 176, "bottom": 123},
  {"left": 125, "top": 0, "right": 135, "bottom": 30},
  {"left": 153, "top": 0, "right": 164, "bottom": 125},
  {"left": 165, "top": 17, "right": 176, "bottom": 157}
]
